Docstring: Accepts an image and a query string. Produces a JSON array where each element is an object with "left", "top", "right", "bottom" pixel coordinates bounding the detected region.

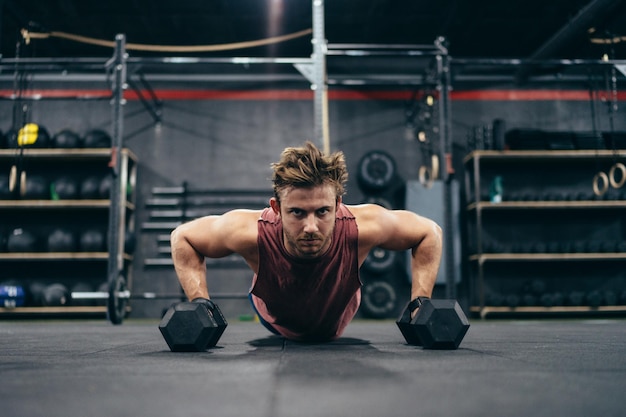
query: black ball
[
  {"left": 8, "top": 124, "right": 51, "bottom": 148},
  {"left": 99, "top": 175, "right": 113, "bottom": 199},
  {"left": 79, "top": 176, "right": 102, "bottom": 199},
  {"left": 27, "top": 282, "right": 47, "bottom": 306},
  {"left": 42, "top": 283, "right": 70, "bottom": 306},
  {"left": 47, "top": 228, "right": 77, "bottom": 252},
  {"left": 0, "top": 230, "right": 7, "bottom": 252},
  {"left": 7, "top": 228, "right": 39, "bottom": 252},
  {"left": 79, "top": 229, "right": 105, "bottom": 252},
  {"left": 22, "top": 175, "right": 50, "bottom": 200},
  {"left": 71, "top": 282, "right": 95, "bottom": 306},
  {"left": 0, "top": 174, "right": 12, "bottom": 199},
  {"left": 124, "top": 231, "right": 136, "bottom": 255},
  {"left": 52, "top": 129, "right": 82, "bottom": 148},
  {"left": 51, "top": 176, "right": 79, "bottom": 200},
  {"left": 83, "top": 129, "right": 112, "bottom": 148}
]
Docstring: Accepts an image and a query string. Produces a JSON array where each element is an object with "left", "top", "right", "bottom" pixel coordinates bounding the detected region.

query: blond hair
[{"left": 271, "top": 141, "right": 348, "bottom": 201}]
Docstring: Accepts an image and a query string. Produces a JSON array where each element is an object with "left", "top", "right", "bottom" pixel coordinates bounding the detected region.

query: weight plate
[
  {"left": 107, "top": 273, "right": 128, "bottom": 325},
  {"left": 362, "top": 247, "right": 397, "bottom": 274},
  {"left": 360, "top": 280, "right": 397, "bottom": 319},
  {"left": 357, "top": 150, "right": 397, "bottom": 192}
]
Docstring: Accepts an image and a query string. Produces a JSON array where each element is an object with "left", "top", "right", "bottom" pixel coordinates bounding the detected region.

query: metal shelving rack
[
  {"left": 0, "top": 36, "right": 137, "bottom": 319},
  {"left": 464, "top": 150, "right": 626, "bottom": 318}
]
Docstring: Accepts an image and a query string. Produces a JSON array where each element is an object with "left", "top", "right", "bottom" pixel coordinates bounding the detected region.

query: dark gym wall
[{"left": 2, "top": 81, "right": 624, "bottom": 318}]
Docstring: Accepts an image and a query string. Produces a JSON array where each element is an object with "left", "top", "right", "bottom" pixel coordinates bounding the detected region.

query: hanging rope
[
  {"left": 21, "top": 28, "right": 312, "bottom": 53},
  {"left": 590, "top": 35, "right": 626, "bottom": 45}
]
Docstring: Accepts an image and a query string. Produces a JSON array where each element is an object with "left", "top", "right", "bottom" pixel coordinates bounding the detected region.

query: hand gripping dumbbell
[
  {"left": 396, "top": 297, "right": 470, "bottom": 350},
  {"left": 159, "top": 298, "right": 228, "bottom": 352}
]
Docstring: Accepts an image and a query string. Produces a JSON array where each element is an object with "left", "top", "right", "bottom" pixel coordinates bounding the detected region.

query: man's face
[{"left": 270, "top": 184, "right": 339, "bottom": 259}]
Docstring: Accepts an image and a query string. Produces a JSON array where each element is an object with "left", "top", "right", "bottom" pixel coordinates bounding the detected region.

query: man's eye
[
  {"left": 291, "top": 209, "right": 303, "bottom": 216},
  {"left": 317, "top": 208, "right": 329, "bottom": 215}
]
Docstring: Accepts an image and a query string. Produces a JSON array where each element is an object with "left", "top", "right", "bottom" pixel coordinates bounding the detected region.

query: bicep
[{"left": 171, "top": 210, "right": 257, "bottom": 258}]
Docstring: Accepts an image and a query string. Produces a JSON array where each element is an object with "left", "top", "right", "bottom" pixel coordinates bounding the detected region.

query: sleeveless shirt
[{"left": 250, "top": 204, "right": 361, "bottom": 341}]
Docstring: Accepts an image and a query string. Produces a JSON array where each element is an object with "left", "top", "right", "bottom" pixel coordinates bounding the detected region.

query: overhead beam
[{"left": 516, "top": 0, "right": 623, "bottom": 83}]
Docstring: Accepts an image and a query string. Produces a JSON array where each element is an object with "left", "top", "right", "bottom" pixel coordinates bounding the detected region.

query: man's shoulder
[
  {"left": 343, "top": 203, "right": 390, "bottom": 247},
  {"left": 343, "top": 202, "right": 386, "bottom": 221},
  {"left": 219, "top": 209, "right": 265, "bottom": 237},
  {"left": 219, "top": 209, "right": 263, "bottom": 256}
]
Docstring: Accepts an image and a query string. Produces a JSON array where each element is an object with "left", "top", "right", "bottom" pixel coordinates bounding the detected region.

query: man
[{"left": 170, "top": 141, "right": 442, "bottom": 342}]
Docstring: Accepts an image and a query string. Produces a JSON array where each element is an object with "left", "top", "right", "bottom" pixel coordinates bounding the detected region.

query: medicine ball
[
  {"left": 4, "top": 129, "right": 18, "bottom": 148},
  {"left": 47, "top": 228, "right": 77, "bottom": 252},
  {"left": 9, "top": 123, "right": 51, "bottom": 148},
  {"left": 0, "top": 283, "right": 25, "bottom": 308},
  {"left": 51, "top": 176, "right": 79, "bottom": 200},
  {"left": 0, "top": 230, "right": 7, "bottom": 252},
  {"left": 22, "top": 175, "right": 50, "bottom": 200},
  {"left": 28, "top": 281, "right": 47, "bottom": 306},
  {"left": 7, "top": 228, "right": 39, "bottom": 252},
  {"left": 42, "top": 283, "right": 70, "bottom": 306},
  {"left": 99, "top": 175, "right": 112, "bottom": 198},
  {"left": 71, "top": 282, "right": 95, "bottom": 306},
  {"left": 79, "top": 176, "right": 102, "bottom": 199},
  {"left": 124, "top": 231, "right": 136, "bottom": 255},
  {"left": 79, "top": 229, "right": 105, "bottom": 252},
  {"left": 95, "top": 282, "right": 109, "bottom": 306},
  {"left": 52, "top": 129, "right": 82, "bottom": 148},
  {"left": 83, "top": 129, "right": 112, "bottom": 148},
  {"left": 0, "top": 174, "right": 12, "bottom": 199}
]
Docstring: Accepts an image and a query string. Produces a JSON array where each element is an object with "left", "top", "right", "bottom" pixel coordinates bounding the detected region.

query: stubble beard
[{"left": 284, "top": 230, "right": 333, "bottom": 259}]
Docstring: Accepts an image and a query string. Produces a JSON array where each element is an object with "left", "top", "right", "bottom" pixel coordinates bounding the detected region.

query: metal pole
[
  {"left": 107, "top": 34, "right": 127, "bottom": 289},
  {"left": 311, "top": 0, "right": 329, "bottom": 153},
  {"left": 436, "top": 39, "right": 457, "bottom": 299}
]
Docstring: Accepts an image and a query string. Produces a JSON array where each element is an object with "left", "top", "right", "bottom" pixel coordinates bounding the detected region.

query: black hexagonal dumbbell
[
  {"left": 158, "top": 299, "right": 228, "bottom": 352},
  {"left": 396, "top": 298, "right": 470, "bottom": 350}
]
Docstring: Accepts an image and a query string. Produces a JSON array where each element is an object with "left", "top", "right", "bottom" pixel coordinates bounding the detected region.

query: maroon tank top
[{"left": 250, "top": 204, "right": 361, "bottom": 341}]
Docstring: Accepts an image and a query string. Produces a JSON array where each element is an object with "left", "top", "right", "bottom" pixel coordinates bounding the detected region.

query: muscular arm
[
  {"left": 351, "top": 204, "right": 443, "bottom": 301},
  {"left": 169, "top": 210, "right": 260, "bottom": 301}
]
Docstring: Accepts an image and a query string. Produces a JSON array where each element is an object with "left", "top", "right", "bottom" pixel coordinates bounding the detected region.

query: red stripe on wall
[{"left": 0, "top": 89, "right": 624, "bottom": 101}]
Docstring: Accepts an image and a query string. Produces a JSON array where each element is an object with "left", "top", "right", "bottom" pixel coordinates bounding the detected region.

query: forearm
[
  {"left": 170, "top": 229, "right": 210, "bottom": 301},
  {"left": 409, "top": 226, "right": 443, "bottom": 300}
]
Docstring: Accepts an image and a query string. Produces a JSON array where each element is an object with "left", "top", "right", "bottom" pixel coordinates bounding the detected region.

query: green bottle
[{"left": 490, "top": 176, "right": 503, "bottom": 203}]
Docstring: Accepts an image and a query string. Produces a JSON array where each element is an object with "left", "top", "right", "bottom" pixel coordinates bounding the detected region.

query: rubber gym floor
[{"left": 1, "top": 318, "right": 625, "bottom": 417}]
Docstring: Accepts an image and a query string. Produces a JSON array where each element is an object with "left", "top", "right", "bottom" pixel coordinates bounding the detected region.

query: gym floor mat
[{"left": 1, "top": 319, "right": 625, "bottom": 417}]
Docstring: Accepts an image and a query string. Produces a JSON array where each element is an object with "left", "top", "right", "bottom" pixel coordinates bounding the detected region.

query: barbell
[{"left": 20, "top": 274, "right": 246, "bottom": 325}]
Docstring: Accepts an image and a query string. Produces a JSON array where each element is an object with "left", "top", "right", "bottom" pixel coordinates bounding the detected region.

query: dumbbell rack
[
  {"left": 464, "top": 149, "right": 626, "bottom": 318},
  {"left": 0, "top": 148, "right": 138, "bottom": 317}
]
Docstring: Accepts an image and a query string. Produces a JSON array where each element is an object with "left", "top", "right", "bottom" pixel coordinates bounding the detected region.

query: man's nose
[{"left": 303, "top": 213, "right": 319, "bottom": 233}]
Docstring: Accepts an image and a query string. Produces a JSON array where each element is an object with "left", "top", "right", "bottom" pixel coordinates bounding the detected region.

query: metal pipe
[{"left": 106, "top": 34, "right": 127, "bottom": 311}]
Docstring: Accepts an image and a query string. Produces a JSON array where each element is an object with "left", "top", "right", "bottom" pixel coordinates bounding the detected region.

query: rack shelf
[
  {"left": 0, "top": 148, "right": 137, "bottom": 317},
  {"left": 464, "top": 150, "right": 626, "bottom": 317}
]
